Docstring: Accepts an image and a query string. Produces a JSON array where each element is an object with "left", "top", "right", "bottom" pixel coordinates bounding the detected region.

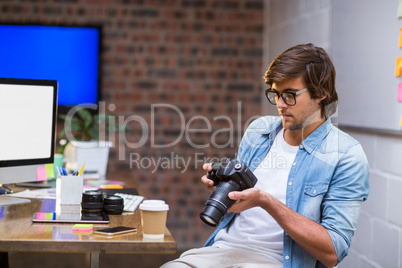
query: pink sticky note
[
  {"left": 36, "top": 212, "right": 46, "bottom": 220},
  {"left": 398, "top": 83, "right": 402, "bottom": 102},
  {"left": 36, "top": 166, "right": 47, "bottom": 181}
]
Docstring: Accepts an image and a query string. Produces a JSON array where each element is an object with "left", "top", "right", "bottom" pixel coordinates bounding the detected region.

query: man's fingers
[
  {"left": 203, "top": 163, "right": 212, "bottom": 172},
  {"left": 228, "top": 191, "right": 241, "bottom": 200},
  {"left": 201, "top": 175, "right": 214, "bottom": 186}
]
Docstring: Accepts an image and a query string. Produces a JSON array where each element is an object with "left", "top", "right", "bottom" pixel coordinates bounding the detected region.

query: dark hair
[{"left": 264, "top": 43, "right": 338, "bottom": 118}]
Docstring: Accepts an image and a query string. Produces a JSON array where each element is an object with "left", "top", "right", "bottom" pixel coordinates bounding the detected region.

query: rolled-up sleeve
[{"left": 321, "top": 143, "right": 370, "bottom": 263}]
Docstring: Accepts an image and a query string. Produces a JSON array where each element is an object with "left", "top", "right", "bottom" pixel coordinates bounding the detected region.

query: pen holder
[{"left": 56, "top": 175, "right": 84, "bottom": 205}]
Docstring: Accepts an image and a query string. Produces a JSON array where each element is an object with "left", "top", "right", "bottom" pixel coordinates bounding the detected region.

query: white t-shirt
[{"left": 213, "top": 128, "right": 298, "bottom": 263}]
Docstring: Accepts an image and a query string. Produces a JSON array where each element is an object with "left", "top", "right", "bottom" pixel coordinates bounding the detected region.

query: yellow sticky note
[
  {"left": 36, "top": 166, "right": 47, "bottom": 181},
  {"left": 45, "top": 212, "right": 54, "bottom": 220},
  {"left": 399, "top": 112, "right": 402, "bottom": 126},
  {"left": 396, "top": 57, "right": 402, "bottom": 77},
  {"left": 399, "top": 29, "right": 402, "bottom": 47},
  {"left": 45, "top": 164, "right": 54, "bottom": 178}
]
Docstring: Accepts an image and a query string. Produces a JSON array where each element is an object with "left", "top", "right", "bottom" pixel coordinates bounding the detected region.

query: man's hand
[
  {"left": 201, "top": 163, "right": 215, "bottom": 192},
  {"left": 227, "top": 188, "right": 266, "bottom": 213}
]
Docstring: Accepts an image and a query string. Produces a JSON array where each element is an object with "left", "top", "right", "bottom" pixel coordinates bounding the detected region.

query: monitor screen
[
  {"left": 0, "top": 24, "right": 100, "bottom": 111},
  {"left": 0, "top": 78, "right": 57, "bottom": 185}
]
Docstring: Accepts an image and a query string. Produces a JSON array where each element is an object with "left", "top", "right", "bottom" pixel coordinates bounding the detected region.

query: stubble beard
[{"left": 281, "top": 107, "right": 323, "bottom": 132}]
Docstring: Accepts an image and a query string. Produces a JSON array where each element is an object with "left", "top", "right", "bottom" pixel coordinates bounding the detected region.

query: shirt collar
[{"left": 300, "top": 118, "right": 334, "bottom": 154}]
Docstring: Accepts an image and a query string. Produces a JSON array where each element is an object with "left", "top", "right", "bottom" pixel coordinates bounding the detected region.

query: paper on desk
[{"left": 8, "top": 188, "right": 57, "bottom": 199}]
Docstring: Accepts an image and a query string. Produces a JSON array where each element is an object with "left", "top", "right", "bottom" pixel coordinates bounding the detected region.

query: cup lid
[{"left": 139, "top": 200, "right": 169, "bottom": 211}]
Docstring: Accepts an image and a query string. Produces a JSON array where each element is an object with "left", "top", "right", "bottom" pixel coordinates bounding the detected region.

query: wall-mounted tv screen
[{"left": 0, "top": 24, "right": 101, "bottom": 113}]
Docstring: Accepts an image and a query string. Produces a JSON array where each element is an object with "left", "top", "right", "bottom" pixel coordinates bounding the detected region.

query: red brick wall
[{"left": 1, "top": 0, "right": 264, "bottom": 249}]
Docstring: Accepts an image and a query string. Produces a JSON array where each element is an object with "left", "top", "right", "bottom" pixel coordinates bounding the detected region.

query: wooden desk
[{"left": 0, "top": 198, "right": 176, "bottom": 268}]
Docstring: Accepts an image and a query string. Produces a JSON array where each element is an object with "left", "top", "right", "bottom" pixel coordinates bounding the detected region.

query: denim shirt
[{"left": 204, "top": 116, "right": 369, "bottom": 268}]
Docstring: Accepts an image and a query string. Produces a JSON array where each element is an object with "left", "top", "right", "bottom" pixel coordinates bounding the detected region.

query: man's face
[{"left": 272, "top": 77, "right": 323, "bottom": 131}]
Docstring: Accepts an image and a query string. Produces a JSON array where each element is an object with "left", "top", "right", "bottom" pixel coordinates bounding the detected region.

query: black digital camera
[{"left": 200, "top": 158, "right": 258, "bottom": 227}]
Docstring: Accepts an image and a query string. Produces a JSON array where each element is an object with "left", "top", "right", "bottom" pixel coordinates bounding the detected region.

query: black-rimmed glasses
[{"left": 264, "top": 88, "right": 308, "bottom": 106}]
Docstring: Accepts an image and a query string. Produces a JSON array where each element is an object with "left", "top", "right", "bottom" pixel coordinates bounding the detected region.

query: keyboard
[{"left": 114, "top": 193, "right": 144, "bottom": 212}]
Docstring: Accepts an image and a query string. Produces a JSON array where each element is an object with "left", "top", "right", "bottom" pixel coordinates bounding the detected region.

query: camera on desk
[
  {"left": 200, "top": 158, "right": 258, "bottom": 227},
  {"left": 81, "top": 191, "right": 124, "bottom": 216}
]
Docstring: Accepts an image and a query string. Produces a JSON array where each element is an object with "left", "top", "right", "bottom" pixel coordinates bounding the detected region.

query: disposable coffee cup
[{"left": 140, "top": 200, "right": 169, "bottom": 239}]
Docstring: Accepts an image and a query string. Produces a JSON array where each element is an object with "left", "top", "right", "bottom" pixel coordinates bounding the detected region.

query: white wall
[
  {"left": 341, "top": 130, "right": 402, "bottom": 268},
  {"left": 264, "top": 0, "right": 402, "bottom": 267},
  {"left": 262, "top": 0, "right": 332, "bottom": 116}
]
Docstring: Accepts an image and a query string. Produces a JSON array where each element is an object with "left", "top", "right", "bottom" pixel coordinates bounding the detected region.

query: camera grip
[
  {"left": 206, "top": 162, "right": 221, "bottom": 186},
  {"left": 206, "top": 170, "right": 220, "bottom": 186}
]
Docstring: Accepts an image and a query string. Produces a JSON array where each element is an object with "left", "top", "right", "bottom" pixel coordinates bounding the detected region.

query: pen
[{"left": 78, "top": 163, "right": 85, "bottom": 176}]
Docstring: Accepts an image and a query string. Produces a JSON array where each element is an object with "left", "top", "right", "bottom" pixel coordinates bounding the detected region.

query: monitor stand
[{"left": 0, "top": 195, "right": 31, "bottom": 206}]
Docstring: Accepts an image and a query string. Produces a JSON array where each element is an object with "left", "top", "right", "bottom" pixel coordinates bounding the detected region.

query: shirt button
[
  {"left": 300, "top": 145, "right": 304, "bottom": 149},
  {"left": 285, "top": 256, "right": 290, "bottom": 260},
  {"left": 313, "top": 190, "right": 317, "bottom": 194},
  {"left": 288, "top": 182, "right": 292, "bottom": 186},
  {"left": 293, "top": 163, "right": 296, "bottom": 166}
]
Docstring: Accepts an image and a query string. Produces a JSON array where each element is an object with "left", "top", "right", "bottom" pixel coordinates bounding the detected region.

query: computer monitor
[
  {"left": 0, "top": 78, "right": 57, "bottom": 205},
  {"left": 0, "top": 23, "right": 100, "bottom": 113}
]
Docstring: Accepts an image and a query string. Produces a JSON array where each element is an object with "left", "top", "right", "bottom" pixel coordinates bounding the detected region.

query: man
[{"left": 162, "top": 43, "right": 369, "bottom": 268}]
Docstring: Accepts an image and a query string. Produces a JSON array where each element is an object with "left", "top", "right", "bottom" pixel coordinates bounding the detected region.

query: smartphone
[{"left": 93, "top": 226, "right": 137, "bottom": 236}]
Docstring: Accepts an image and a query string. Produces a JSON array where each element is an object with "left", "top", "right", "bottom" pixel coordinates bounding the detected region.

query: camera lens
[
  {"left": 81, "top": 190, "right": 103, "bottom": 209},
  {"left": 200, "top": 199, "right": 229, "bottom": 227},
  {"left": 103, "top": 195, "right": 124, "bottom": 215},
  {"left": 200, "top": 180, "right": 239, "bottom": 227},
  {"left": 81, "top": 190, "right": 104, "bottom": 216}
]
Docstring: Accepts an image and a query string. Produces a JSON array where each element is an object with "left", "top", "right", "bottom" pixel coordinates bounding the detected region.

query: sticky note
[
  {"left": 73, "top": 224, "right": 93, "bottom": 229},
  {"left": 72, "top": 224, "right": 93, "bottom": 233},
  {"left": 398, "top": 83, "right": 402, "bottom": 102},
  {"left": 400, "top": 112, "right": 402, "bottom": 126},
  {"left": 36, "top": 166, "right": 47, "bottom": 181},
  {"left": 396, "top": 57, "right": 402, "bottom": 77},
  {"left": 45, "top": 164, "right": 54, "bottom": 178},
  {"left": 398, "top": 0, "right": 402, "bottom": 18},
  {"left": 399, "top": 29, "right": 402, "bottom": 47},
  {"left": 36, "top": 212, "right": 46, "bottom": 220},
  {"left": 45, "top": 212, "right": 55, "bottom": 220},
  {"left": 98, "top": 184, "right": 124, "bottom": 189}
]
